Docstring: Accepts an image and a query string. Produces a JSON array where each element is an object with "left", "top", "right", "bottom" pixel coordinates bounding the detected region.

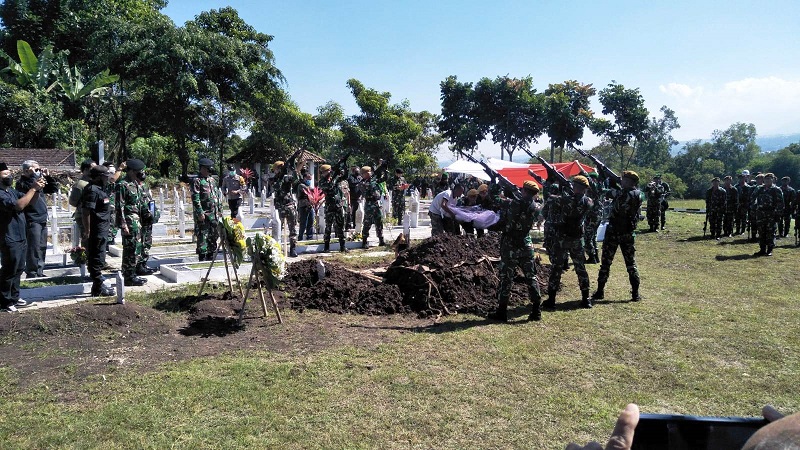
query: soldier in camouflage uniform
[
  {"left": 318, "top": 164, "right": 349, "bottom": 253},
  {"left": 271, "top": 160, "right": 299, "bottom": 257},
  {"left": 778, "top": 176, "right": 795, "bottom": 238},
  {"left": 391, "top": 168, "right": 407, "bottom": 223},
  {"left": 735, "top": 171, "right": 752, "bottom": 235},
  {"left": 748, "top": 173, "right": 764, "bottom": 241},
  {"left": 117, "top": 159, "right": 148, "bottom": 286},
  {"left": 540, "top": 174, "right": 562, "bottom": 261},
  {"left": 751, "top": 173, "right": 784, "bottom": 256},
  {"left": 705, "top": 177, "right": 727, "bottom": 240},
  {"left": 138, "top": 175, "right": 157, "bottom": 275},
  {"left": 644, "top": 175, "right": 667, "bottom": 232},
  {"left": 544, "top": 176, "right": 594, "bottom": 309},
  {"left": 592, "top": 171, "right": 642, "bottom": 302},
  {"left": 359, "top": 166, "right": 385, "bottom": 248},
  {"left": 192, "top": 158, "right": 221, "bottom": 261},
  {"left": 490, "top": 180, "right": 543, "bottom": 322},
  {"left": 722, "top": 176, "right": 739, "bottom": 237},
  {"left": 583, "top": 172, "right": 602, "bottom": 264}
]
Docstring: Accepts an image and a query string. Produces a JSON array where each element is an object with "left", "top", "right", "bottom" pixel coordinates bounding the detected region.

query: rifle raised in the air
[
  {"left": 573, "top": 148, "right": 622, "bottom": 187},
  {"left": 520, "top": 148, "right": 572, "bottom": 194},
  {"left": 458, "top": 150, "right": 521, "bottom": 199}
]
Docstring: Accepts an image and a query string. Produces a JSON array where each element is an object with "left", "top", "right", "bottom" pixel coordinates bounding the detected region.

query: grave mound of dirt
[
  {"left": 283, "top": 233, "right": 550, "bottom": 318},
  {"left": 287, "top": 260, "right": 406, "bottom": 315}
]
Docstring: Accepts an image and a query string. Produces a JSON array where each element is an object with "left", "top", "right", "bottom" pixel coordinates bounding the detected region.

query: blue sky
[{"left": 163, "top": 0, "right": 800, "bottom": 158}]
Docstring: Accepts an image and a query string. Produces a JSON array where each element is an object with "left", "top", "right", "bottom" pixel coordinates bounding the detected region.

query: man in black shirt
[
  {"left": 17, "top": 160, "right": 58, "bottom": 278},
  {"left": 81, "top": 165, "right": 116, "bottom": 297},
  {"left": 1, "top": 161, "right": 45, "bottom": 312}
]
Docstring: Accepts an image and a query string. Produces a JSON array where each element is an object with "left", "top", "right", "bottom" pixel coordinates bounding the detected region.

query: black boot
[
  {"left": 528, "top": 291, "right": 542, "bottom": 322},
  {"left": 591, "top": 282, "right": 605, "bottom": 300},
  {"left": 361, "top": 237, "right": 369, "bottom": 249},
  {"left": 631, "top": 289, "right": 641, "bottom": 302},
  {"left": 323, "top": 241, "right": 330, "bottom": 252},
  {"left": 580, "top": 290, "right": 592, "bottom": 308},
  {"left": 542, "top": 291, "right": 556, "bottom": 310},
  {"left": 378, "top": 237, "right": 386, "bottom": 246},
  {"left": 488, "top": 303, "right": 508, "bottom": 322},
  {"left": 198, "top": 253, "right": 206, "bottom": 262},
  {"left": 289, "top": 242, "right": 298, "bottom": 258},
  {"left": 339, "top": 238, "right": 349, "bottom": 253},
  {"left": 766, "top": 246, "right": 774, "bottom": 256},
  {"left": 753, "top": 246, "right": 766, "bottom": 256},
  {"left": 124, "top": 276, "right": 147, "bottom": 287}
]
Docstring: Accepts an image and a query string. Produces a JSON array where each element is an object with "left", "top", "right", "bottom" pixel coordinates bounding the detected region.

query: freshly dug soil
[
  {"left": 285, "top": 260, "right": 406, "bottom": 315},
  {"left": 284, "top": 233, "right": 551, "bottom": 318}
]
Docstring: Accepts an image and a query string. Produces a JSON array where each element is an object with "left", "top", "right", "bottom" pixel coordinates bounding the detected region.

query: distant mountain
[{"left": 670, "top": 133, "right": 800, "bottom": 155}]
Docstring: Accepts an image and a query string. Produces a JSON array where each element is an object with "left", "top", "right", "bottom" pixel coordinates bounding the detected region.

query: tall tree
[
  {"left": 633, "top": 106, "right": 680, "bottom": 170},
  {"left": 590, "top": 81, "right": 649, "bottom": 170},
  {"left": 710, "top": 122, "right": 760, "bottom": 175},
  {"left": 543, "top": 80, "right": 596, "bottom": 162},
  {"left": 340, "top": 79, "right": 434, "bottom": 173},
  {"left": 475, "top": 75, "right": 545, "bottom": 161},
  {"left": 438, "top": 75, "right": 487, "bottom": 154}
]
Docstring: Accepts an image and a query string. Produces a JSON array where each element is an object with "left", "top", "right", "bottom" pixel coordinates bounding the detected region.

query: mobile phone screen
[{"left": 631, "top": 413, "right": 768, "bottom": 450}]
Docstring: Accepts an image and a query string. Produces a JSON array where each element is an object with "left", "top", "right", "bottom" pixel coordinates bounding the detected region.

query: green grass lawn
[{"left": 1, "top": 211, "right": 798, "bottom": 449}]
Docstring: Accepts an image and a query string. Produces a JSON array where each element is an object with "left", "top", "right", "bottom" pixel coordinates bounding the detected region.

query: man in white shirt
[{"left": 428, "top": 184, "right": 463, "bottom": 236}]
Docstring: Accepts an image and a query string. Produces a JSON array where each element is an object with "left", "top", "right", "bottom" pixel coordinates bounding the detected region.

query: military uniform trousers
[
  {"left": 277, "top": 204, "right": 298, "bottom": 244},
  {"left": 597, "top": 230, "right": 640, "bottom": 293},
  {"left": 362, "top": 203, "right": 384, "bottom": 240},
  {"left": 195, "top": 217, "right": 220, "bottom": 258},
  {"left": 497, "top": 240, "right": 541, "bottom": 310},
  {"left": 122, "top": 217, "right": 143, "bottom": 278},
  {"left": 324, "top": 205, "right": 346, "bottom": 243},
  {"left": 548, "top": 236, "right": 590, "bottom": 294},
  {"left": 646, "top": 201, "right": 661, "bottom": 230},
  {"left": 392, "top": 194, "right": 405, "bottom": 221}
]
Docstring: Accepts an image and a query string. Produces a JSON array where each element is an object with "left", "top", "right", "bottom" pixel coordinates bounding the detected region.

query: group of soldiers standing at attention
[{"left": 705, "top": 170, "right": 797, "bottom": 256}]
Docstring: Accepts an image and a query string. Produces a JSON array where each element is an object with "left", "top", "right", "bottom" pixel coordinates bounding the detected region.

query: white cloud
[{"left": 655, "top": 76, "right": 800, "bottom": 141}]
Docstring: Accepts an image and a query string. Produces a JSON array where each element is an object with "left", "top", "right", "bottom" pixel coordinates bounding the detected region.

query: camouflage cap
[
  {"left": 572, "top": 175, "right": 589, "bottom": 187},
  {"left": 622, "top": 171, "right": 639, "bottom": 183},
  {"left": 523, "top": 180, "right": 540, "bottom": 193}
]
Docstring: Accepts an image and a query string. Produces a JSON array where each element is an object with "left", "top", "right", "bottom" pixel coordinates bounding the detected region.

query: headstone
[
  {"left": 317, "top": 206, "right": 326, "bottom": 237},
  {"left": 177, "top": 199, "right": 186, "bottom": 238},
  {"left": 355, "top": 200, "right": 365, "bottom": 233},
  {"left": 403, "top": 212, "right": 411, "bottom": 240},
  {"left": 72, "top": 222, "right": 79, "bottom": 247},
  {"left": 382, "top": 193, "right": 392, "bottom": 218},
  {"left": 248, "top": 188, "right": 255, "bottom": 215},
  {"left": 409, "top": 188, "right": 419, "bottom": 228},
  {"left": 260, "top": 188, "right": 266, "bottom": 208},
  {"left": 50, "top": 205, "right": 60, "bottom": 254},
  {"left": 159, "top": 188, "right": 165, "bottom": 219},
  {"left": 271, "top": 208, "right": 282, "bottom": 243}
]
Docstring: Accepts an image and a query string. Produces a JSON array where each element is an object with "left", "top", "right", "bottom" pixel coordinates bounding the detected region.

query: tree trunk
[{"left": 550, "top": 142, "right": 555, "bottom": 163}]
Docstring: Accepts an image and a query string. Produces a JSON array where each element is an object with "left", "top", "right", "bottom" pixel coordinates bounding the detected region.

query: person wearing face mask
[
  {"left": 1, "top": 161, "right": 46, "bottom": 312},
  {"left": 80, "top": 165, "right": 116, "bottom": 297},
  {"left": 17, "top": 160, "right": 58, "bottom": 278},
  {"left": 117, "top": 159, "right": 148, "bottom": 286},
  {"left": 221, "top": 165, "right": 246, "bottom": 219}
]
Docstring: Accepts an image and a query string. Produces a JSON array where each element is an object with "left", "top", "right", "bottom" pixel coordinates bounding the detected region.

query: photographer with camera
[{"left": 17, "top": 160, "right": 58, "bottom": 278}]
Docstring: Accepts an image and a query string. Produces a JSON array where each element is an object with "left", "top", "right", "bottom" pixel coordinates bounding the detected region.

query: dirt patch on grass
[{"left": 285, "top": 233, "right": 551, "bottom": 318}]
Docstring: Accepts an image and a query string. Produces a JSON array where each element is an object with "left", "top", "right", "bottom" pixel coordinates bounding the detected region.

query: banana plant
[
  {"left": 0, "top": 40, "right": 59, "bottom": 93},
  {"left": 56, "top": 64, "right": 119, "bottom": 102}
]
